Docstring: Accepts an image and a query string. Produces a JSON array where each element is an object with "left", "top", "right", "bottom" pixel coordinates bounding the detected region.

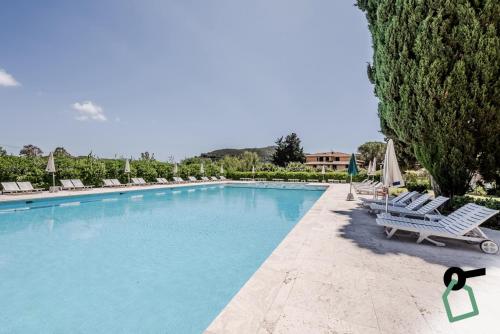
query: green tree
[
  {"left": 272, "top": 133, "right": 306, "bottom": 167},
  {"left": 140, "top": 151, "right": 155, "bottom": 161},
  {"left": 240, "top": 151, "right": 260, "bottom": 171},
  {"left": 53, "top": 147, "right": 72, "bottom": 157},
  {"left": 20, "top": 144, "right": 43, "bottom": 157},
  {"left": 357, "top": 141, "right": 386, "bottom": 167},
  {"left": 357, "top": 0, "right": 500, "bottom": 197}
]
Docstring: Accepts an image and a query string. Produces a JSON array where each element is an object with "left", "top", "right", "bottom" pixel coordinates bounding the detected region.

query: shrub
[
  {"left": 227, "top": 171, "right": 371, "bottom": 182},
  {"left": 405, "top": 180, "right": 431, "bottom": 193}
]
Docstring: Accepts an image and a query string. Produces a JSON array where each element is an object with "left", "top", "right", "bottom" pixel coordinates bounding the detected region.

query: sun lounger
[
  {"left": 200, "top": 176, "right": 209, "bottom": 181},
  {"left": 361, "top": 190, "right": 412, "bottom": 207},
  {"left": 210, "top": 176, "right": 218, "bottom": 181},
  {"left": 376, "top": 203, "right": 499, "bottom": 253},
  {"left": 1, "top": 182, "right": 23, "bottom": 194},
  {"left": 173, "top": 177, "right": 185, "bottom": 183},
  {"left": 17, "top": 182, "right": 43, "bottom": 193},
  {"left": 354, "top": 180, "right": 375, "bottom": 189},
  {"left": 288, "top": 179, "right": 300, "bottom": 182},
  {"left": 374, "top": 196, "right": 449, "bottom": 218},
  {"left": 60, "top": 180, "right": 77, "bottom": 190},
  {"left": 102, "top": 179, "right": 115, "bottom": 187},
  {"left": 361, "top": 191, "right": 414, "bottom": 207},
  {"left": 219, "top": 176, "right": 227, "bottom": 181},
  {"left": 369, "top": 194, "right": 431, "bottom": 214},
  {"left": 156, "top": 178, "right": 168, "bottom": 184},
  {"left": 353, "top": 179, "right": 370, "bottom": 186},
  {"left": 131, "top": 178, "right": 150, "bottom": 186},
  {"left": 356, "top": 182, "right": 382, "bottom": 194},
  {"left": 71, "top": 179, "right": 93, "bottom": 189},
  {"left": 111, "top": 179, "right": 128, "bottom": 187},
  {"left": 188, "top": 176, "right": 198, "bottom": 182}
]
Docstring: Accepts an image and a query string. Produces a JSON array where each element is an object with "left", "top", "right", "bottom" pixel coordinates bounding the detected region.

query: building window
[{"left": 335, "top": 157, "right": 340, "bottom": 161}]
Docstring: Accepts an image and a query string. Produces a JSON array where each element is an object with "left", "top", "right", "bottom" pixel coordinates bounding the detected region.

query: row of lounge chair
[
  {"left": 240, "top": 178, "right": 347, "bottom": 183},
  {"left": 1, "top": 182, "right": 44, "bottom": 194},
  {"left": 359, "top": 190, "right": 499, "bottom": 254},
  {"left": 353, "top": 179, "right": 383, "bottom": 195},
  {"left": 1, "top": 176, "right": 229, "bottom": 194},
  {"left": 101, "top": 176, "right": 228, "bottom": 187}
]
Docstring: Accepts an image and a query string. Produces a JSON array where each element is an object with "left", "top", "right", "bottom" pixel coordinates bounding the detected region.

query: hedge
[{"left": 227, "top": 171, "right": 373, "bottom": 182}]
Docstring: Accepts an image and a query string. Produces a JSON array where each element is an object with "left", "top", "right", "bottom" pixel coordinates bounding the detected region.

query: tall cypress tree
[{"left": 357, "top": 0, "right": 500, "bottom": 197}]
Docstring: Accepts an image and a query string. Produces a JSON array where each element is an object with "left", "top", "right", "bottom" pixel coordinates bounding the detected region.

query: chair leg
[
  {"left": 417, "top": 233, "right": 445, "bottom": 247},
  {"left": 385, "top": 228, "right": 397, "bottom": 239}
]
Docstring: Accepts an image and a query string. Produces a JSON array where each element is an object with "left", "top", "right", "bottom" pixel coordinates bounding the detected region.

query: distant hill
[{"left": 200, "top": 146, "right": 276, "bottom": 162}]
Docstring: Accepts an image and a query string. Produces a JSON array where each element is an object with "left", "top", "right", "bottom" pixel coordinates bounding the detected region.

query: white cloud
[
  {"left": 72, "top": 101, "right": 107, "bottom": 121},
  {"left": 0, "top": 68, "right": 20, "bottom": 87}
]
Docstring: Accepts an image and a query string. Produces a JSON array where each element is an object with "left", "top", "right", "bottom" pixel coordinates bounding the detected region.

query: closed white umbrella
[
  {"left": 382, "top": 139, "right": 404, "bottom": 212},
  {"left": 321, "top": 165, "right": 326, "bottom": 182},
  {"left": 173, "top": 163, "right": 178, "bottom": 175},
  {"left": 367, "top": 160, "right": 373, "bottom": 175},
  {"left": 372, "top": 157, "right": 377, "bottom": 176},
  {"left": 124, "top": 159, "right": 131, "bottom": 183},
  {"left": 200, "top": 163, "right": 205, "bottom": 175},
  {"left": 252, "top": 165, "right": 255, "bottom": 179},
  {"left": 46, "top": 152, "right": 56, "bottom": 187},
  {"left": 220, "top": 164, "right": 224, "bottom": 175}
]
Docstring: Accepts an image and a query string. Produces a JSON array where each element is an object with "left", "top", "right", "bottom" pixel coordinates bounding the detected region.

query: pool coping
[{"left": 0, "top": 181, "right": 328, "bottom": 205}]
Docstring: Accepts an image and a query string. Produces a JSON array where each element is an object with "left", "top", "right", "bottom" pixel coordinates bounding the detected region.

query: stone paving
[{"left": 206, "top": 184, "right": 500, "bottom": 334}]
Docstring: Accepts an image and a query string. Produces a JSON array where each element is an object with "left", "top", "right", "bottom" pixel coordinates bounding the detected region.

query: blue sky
[{"left": 0, "top": 0, "right": 382, "bottom": 161}]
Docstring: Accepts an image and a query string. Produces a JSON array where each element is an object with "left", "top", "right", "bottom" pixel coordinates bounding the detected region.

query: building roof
[
  {"left": 305, "top": 151, "right": 351, "bottom": 157},
  {"left": 305, "top": 161, "right": 352, "bottom": 165}
]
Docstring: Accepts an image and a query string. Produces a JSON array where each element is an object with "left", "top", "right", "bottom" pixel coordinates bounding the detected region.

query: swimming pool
[{"left": 0, "top": 184, "right": 324, "bottom": 333}]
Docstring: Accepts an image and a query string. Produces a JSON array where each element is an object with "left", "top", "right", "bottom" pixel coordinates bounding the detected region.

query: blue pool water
[{"left": 0, "top": 184, "right": 323, "bottom": 333}]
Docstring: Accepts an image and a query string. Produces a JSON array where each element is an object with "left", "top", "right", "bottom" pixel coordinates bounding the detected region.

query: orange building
[{"left": 305, "top": 151, "right": 363, "bottom": 171}]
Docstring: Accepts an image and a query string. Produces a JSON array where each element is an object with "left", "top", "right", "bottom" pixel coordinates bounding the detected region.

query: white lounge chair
[
  {"left": 356, "top": 182, "right": 382, "bottom": 194},
  {"left": 369, "top": 194, "right": 431, "bottom": 214},
  {"left": 17, "top": 182, "right": 43, "bottom": 193},
  {"left": 376, "top": 203, "right": 499, "bottom": 253},
  {"left": 156, "top": 178, "right": 168, "bottom": 184},
  {"left": 188, "top": 176, "right": 198, "bottom": 182},
  {"left": 210, "top": 176, "right": 218, "bottom": 181},
  {"left": 173, "top": 177, "right": 185, "bottom": 183},
  {"left": 111, "top": 179, "right": 128, "bottom": 187},
  {"left": 1, "top": 182, "right": 23, "bottom": 194},
  {"left": 361, "top": 191, "right": 414, "bottom": 207},
  {"left": 103, "top": 179, "right": 115, "bottom": 187},
  {"left": 353, "top": 179, "right": 370, "bottom": 186},
  {"left": 375, "top": 196, "right": 449, "bottom": 218},
  {"left": 219, "top": 176, "right": 227, "bottom": 181},
  {"left": 201, "top": 176, "right": 210, "bottom": 181},
  {"left": 131, "top": 178, "right": 148, "bottom": 186},
  {"left": 71, "top": 179, "right": 93, "bottom": 189},
  {"left": 60, "top": 180, "right": 77, "bottom": 190},
  {"left": 354, "top": 180, "right": 375, "bottom": 189}
]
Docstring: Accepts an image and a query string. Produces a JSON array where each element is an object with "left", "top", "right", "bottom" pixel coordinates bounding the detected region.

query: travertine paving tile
[{"left": 205, "top": 184, "right": 500, "bottom": 334}]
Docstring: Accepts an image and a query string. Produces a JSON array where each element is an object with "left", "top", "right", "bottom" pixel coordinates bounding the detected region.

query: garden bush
[{"left": 227, "top": 171, "right": 371, "bottom": 182}]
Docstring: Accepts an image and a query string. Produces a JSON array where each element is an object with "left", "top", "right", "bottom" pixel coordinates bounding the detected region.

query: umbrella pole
[
  {"left": 52, "top": 173, "right": 55, "bottom": 187},
  {"left": 346, "top": 174, "right": 354, "bottom": 201},
  {"left": 385, "top": 187, "right": 389, "bottom": 213}
]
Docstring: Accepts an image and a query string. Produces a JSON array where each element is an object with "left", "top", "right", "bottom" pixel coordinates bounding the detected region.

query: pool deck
[{"left": 205, "top": 184, "right": 500, "bottom": 334}]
